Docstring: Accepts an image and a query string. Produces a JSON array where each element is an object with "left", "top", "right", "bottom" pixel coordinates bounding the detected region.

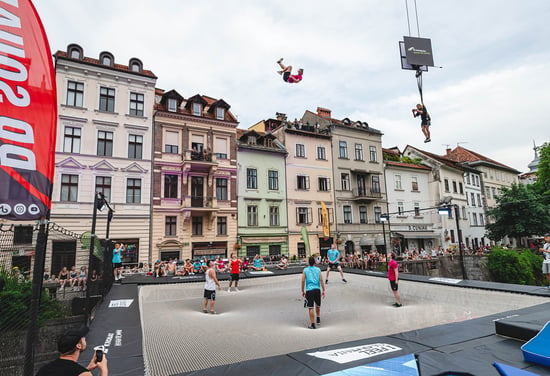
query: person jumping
[
  {"left": 412, "top": 103, "right": 431, "bottom": 143},
  {"left": 277, "top": 58, "right": 303, "bottom": 84}
]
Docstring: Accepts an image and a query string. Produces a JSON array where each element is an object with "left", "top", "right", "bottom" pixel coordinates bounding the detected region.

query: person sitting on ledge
[{"left": 276, "top": 255, "right": 288, "bottom": 270}]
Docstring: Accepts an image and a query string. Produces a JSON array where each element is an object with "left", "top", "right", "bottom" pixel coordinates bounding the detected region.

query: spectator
[
  {"left": 112, "top": 243, "right": 124, "bottom": 281},
  {"left": 58, "top": 266, "right": 69, "bottom": 291},
  {"left": 78, "top": 266, "right": 87, "bottom": 291},
  {"left": 250, "top": 254, "right": 264, "bottom": 271},
  {"left": 193, "top": 260, "right": 202, "bottom": 274},
  {"left": 43, "top": 268, "right": 51, "bottom": 281},
  {"left": 183, "top": 259, "right": 194, "bottom": 275},
  {"left": 36, "top": 326, "right": 108, "bottom": 376},
  {"left": 69, "top": 266, "right": 78, "bottom": 291},
  {"left": 215, "top": 257, "right": 227, "bottom": 273},
  {"left": 241, "top": 257, "right": 249, "bottom": 272},
  {"left": 276, "top": 255, "right": 288, "bottom": 270}
]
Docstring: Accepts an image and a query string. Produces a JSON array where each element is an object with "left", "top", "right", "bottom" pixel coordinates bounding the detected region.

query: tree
[
  {"left": 486, "top": 183, "right": 549, "bottom": 241},
  {"left": 534, "top": 142, "right": 550, "bottom": 198}
]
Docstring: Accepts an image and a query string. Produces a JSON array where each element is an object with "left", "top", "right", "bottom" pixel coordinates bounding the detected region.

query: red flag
[{"left": 0, "top": 0, "right": 57, "bottom": 220}]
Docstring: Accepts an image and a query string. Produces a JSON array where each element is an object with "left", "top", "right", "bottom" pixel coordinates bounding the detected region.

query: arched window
[
  {"left": 129, "top": 58, "right": 143, "bottom": 73},
  {"left": 99, "top": 51, "right": 114, "bottom": 67},
  {"left": 67, "top": 44, "right": 83, "bottom": 60}
]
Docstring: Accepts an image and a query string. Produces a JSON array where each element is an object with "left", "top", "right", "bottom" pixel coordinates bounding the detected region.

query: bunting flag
[
  {"left": 301, "top": 226, "right": 311, "bottom": 257},
  {"left": 0, "top": 0, "right": 57, "bottom": 220},
  {"left": 321, "top": 201, "right": 330, "bottom": 239}
]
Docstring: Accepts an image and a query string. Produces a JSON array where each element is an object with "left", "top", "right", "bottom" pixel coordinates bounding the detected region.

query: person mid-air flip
[
  {"left": 277, "top": 58, "right": 303, "bottom": 84},
  {"left": 412, "top": 103, "right": 431, "bottom": 142}
]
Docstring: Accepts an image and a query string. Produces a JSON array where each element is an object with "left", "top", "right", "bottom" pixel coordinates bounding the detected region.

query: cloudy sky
[{"left": 34, "top": 0, "right": 549, "bottom": 172}]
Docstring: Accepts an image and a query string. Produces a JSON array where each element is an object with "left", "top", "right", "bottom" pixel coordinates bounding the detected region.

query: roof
[
  {"left": 54, "top": 50, "right": 157, "bottom": 78},
  {"left": 405, "top": 145, "right": 466, "bottom": 172},
  {"left": 385, "top": 161, "right": 431, "bottom": 171},
  {"left": 445, "top": 146, "right": 520, "bottom": 173}
]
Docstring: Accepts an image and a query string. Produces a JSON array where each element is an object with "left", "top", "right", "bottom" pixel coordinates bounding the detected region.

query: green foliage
[
  {"left": 487, "top": 248, "right": 544, "bottom": 285},
  {"left": 0, "top": 269, "right": 69, "bottom": 331},
  {"left": 383, "top": 151, "right": 400, "bottom": 162},
  {"left": 400, "top": 156, "right": 423, "bottom": 165},
  {"left": 486, "top": 183, "right": 550, "bottom": 240},
  {"left": 534, "top": 142, "right": 550, "bottom": 198}
]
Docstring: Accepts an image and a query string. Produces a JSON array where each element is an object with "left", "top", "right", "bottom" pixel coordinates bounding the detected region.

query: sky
[{"left": 33, "top": 0, "right": 550, "bottom": 173}]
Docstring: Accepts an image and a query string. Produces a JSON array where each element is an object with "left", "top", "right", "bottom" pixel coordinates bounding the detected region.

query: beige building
[{"left": 152, "top": 89, "right": 238, "bottom": 261}]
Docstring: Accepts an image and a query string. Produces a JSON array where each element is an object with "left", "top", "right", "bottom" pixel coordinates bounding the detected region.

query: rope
[
  {"left": 414, "top": 0, "right": 421, "bottom": 37},
  {"left": 416, "top": 69, "right": 424, "bottom": 106},
  {"left": 405, "top": 0, "right": 411, "bottom": 36}
]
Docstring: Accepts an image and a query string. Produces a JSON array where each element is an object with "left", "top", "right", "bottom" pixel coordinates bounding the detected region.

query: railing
[{"left": 352, "top": 188, "right": 383, "bottom": 199}]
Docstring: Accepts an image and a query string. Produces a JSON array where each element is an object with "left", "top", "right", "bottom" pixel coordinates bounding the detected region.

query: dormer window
[
  {"left": 192, "top": 103, "right": 202, "bottom": 116},
  {"left": 216, "top": 107, "right": 225, "bottom": 120},
  {"left": 70, "top": 49, "right": 80, "bottom": 59},
  {"left": 168, "top": 98, "right": 177, "bottom": 112},
  {"left": 67, "top": 43, "right": 83, "bottom": 60},
  {"left": 131, "top": 63, "right": 140, "bottom": 72},
  {"left": 129, "top": 58, "right": 143, "bottom": 73},
  {"left": 102, "top": 56, "right": 111, "bottom": 65},
  {"left": 247, "top": 136, "right": 256, "bottom": 145},
  {"left": 99, "top": 51, "right": 114, "bottom": 67}
]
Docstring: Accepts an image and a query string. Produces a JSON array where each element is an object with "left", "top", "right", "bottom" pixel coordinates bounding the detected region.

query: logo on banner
[{"left": 307, "top": 343, "right": 402, "bottom": 364}]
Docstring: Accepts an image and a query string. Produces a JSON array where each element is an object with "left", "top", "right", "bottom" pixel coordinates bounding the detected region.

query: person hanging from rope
[
  {"left": 412, "top": 103, "right": 431, "bottom": 142},
  {"left": 276, "top": 58, "right": 303, "bottom": 84}
]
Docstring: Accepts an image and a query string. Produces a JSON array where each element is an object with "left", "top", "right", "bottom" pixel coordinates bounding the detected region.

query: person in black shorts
[
  {"left": 412, "top": 103, "right": 431, "bottom": 142},
  {"left": 276, "top": 58, "right": 303, "bottom": 83},
  {"left": 301, "top": 256, "right": 326, "bottom": 329}
]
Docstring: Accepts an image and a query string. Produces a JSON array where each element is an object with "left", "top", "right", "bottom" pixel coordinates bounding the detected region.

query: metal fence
[{"left": 0, "top": 222, "right": 114, "bottom": 375}]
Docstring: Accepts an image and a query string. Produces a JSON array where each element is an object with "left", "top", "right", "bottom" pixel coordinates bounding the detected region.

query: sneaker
[
  {"left": 325, "top": 279, "right": 328, "bottom": 284},
  {"left": 202, "top": 309, "right": 208, "bottom": 313},
  {"left": 235, "top": 287, "right": 240, "bottom": 292},
  {"left": 342, "top": 279, "right": 347, "bottom": 283},
  {"left": 316, "top": 317, "right": 321, "bottom": 325},
  {"left": 210, "top": 310, "right": 217, "bottom": 315},
  {"left": 393, "top": 302, "right": 402, "bottom": 307},
  {"left": 425, "top": 138, "right": 431, "bottom": 143},
  {"left": 119, "top": 275, "right": 125, "bottom": 279},
  {"left": 307, "top": 324, "right": 316, "bottom": 329},
  {"left": 277, "top": 58, "right": 283, "bottom": 64},
  {"left": 227, "top": 288, "right": 231, "bottom": 293},
  {"left": 277, "top": 70, "right": 283, "bottom": 75}
]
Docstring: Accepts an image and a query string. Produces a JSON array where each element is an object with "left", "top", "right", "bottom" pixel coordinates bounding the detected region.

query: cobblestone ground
[{"left": 140, "top": 274, "right": 547, "bottom": 375}]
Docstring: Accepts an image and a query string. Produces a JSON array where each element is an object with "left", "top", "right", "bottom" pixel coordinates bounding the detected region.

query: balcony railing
[
  {"left": 352, "top": 187, "right": 383, "bottom": 199},
  {"left": 190, "top": 196, "right": 214, "bottom": 208}
]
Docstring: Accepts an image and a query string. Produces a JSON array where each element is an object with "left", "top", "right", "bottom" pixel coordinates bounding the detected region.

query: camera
[{"left": 94, "top": 345, "right": 104, "bottom": 362}]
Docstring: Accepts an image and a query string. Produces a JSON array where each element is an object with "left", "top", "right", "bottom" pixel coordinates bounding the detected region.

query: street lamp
[
  {"left": 380, "top": 214, "right": 389, "bottom": 264},
  {"left": 438, "top": 204, "right": 466, "bottom": 280}
]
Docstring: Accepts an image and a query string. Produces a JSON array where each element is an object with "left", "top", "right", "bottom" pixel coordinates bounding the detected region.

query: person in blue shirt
[
  {"left": 250, "top": 254, "right": 264, "bottom": 271},
  {"left": 301, "top": 256, "right": 326, "bottom": 329},
  {"left": 325, "top": 243, "right": 347, "bottom": 284},
  {"left": 193, "top": 260, "right": 202, "bottom": 274},
  {"left": 112, "top": 243, "right": 123, "bottom": 281}
]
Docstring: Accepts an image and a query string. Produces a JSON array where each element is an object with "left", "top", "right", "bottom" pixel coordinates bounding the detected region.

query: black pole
[
  {"left": 24, "top": 217, "right": 49, "bottom": 376},
  {"left": 382, "top": 220, "right": 388, "bottom": 265},
  {"left": 85, "top": 193, "right": 100, "bottom": 324},
  {"left": 102, "top": 208, "right": 113, "bottom": 295},
  {"left": 454, "top": 205, "right": 467, "bottom": 280}
]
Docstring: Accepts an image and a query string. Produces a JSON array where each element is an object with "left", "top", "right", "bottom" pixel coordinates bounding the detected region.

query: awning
[
  {"left": 359, "top": 236, "right": 373, "bottom": 246},
  {"left": 394, "top": 232, "right": 436, "bottom": 239}
]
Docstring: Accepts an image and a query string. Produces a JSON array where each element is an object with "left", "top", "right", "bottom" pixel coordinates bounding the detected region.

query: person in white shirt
[{"left": 539, "top": 233, "right": 550, "bottom": 288}]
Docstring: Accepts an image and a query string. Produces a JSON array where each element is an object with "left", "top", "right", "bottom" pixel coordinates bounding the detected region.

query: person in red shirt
[
  {"left": 388, "top": 252, "right": 402, "bottom": 307},
  {"left": 227, "top": 253, "right": 242, "bottom": 292},
  {"left": 276, "top": 58, "right": 303, "bottom": 83}
]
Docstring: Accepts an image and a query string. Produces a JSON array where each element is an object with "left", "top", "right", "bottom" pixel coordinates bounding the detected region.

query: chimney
[
  {"left": 275, "top": 112, "right": 287, "bottom": 121},
  {"left": 446, "top": 148, "right": 451, "bottom": 156},
  {"left": 317, "top": 107, "right": 332, "bottom": 119}
]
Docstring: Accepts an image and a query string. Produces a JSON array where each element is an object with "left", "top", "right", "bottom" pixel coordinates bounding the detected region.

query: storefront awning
[{"left": 394, "top": 232, "right": 436, "bottom": 239}]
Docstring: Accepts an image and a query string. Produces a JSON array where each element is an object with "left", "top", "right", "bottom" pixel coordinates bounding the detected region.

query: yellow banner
[{"left": 321, "top": 201, "right": 330, "bottom": 239}]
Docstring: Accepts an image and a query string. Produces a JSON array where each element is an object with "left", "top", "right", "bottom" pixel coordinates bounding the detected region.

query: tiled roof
[
  {"left": 54, "top": 51, "right": 157, "bottom": 78},
  {"left": 445, "top": 146, "right": 519, "bottom": 173},
  {"left": 406, "top": 145, "right": 465, "bottom": 171},
  {"left": 385, "top": 161, "right": 431, "bottom": 171}
]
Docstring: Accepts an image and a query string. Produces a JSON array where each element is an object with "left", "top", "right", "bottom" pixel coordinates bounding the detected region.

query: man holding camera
[
  {"left": 36, "top": 326, "right": 108, "bottom": 376},
  {"left": 539, "top": 232, "right": 550, "bottom": 288}
]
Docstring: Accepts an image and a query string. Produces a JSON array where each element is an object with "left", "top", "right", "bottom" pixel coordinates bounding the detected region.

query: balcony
[
  {"left": 351, "top": 187, "right": 383, "bottom": 200},
  {"left": 188, "top": 196, "right": 216, "bottom": 209},
  {"left": 182, "top": 150, "right": 217, "bottom": 174}
]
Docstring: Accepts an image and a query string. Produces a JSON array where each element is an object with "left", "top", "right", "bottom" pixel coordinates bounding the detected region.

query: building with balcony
[
  {"left": 236, "top": 129, "right": 288, "bottom": 258},
  {"left": 49, "top": 44, "right": 157, "bottom": 272},
  {"left": 152, "top": 89, "right": 238, "bottom": 261},
  {"left": 301, "top": 108, "right": 386, "bottom": 256}
]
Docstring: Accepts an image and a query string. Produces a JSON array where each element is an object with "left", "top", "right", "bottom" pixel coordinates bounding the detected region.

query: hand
[
  {"left": 322, "top": 291, "right": 326, "bottom": 298},
  {"left": 87, "top": 352, "right": 108, "bottom": 372},
  {"left": 301, "top": 292, "right": 305, "bottom": 297}
]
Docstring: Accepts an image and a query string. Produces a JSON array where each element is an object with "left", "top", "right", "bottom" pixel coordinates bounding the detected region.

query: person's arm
[
  {"left": 301, "top": 271, "right": 306, "bottom": 296},
  {"left": 85, "top": 351, "right": 108, "bottom": 376},
  {"left": 540, "top": 247, "right": 550, "bottom": 254},
  {"left": 394, "top": 263, "right": 399, "bottom": 283},
  {"left": 320, "top": 271, "right": 326, "bottom": 298}
]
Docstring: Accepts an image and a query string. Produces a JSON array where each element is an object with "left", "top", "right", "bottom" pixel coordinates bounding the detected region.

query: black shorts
[
  {"left": 390, "top": 280, "right": 399, "bottom": 291},
  {"left": 113, "top": 263, "right": 122, "bottom": 269},
  {"left": 204, "top": 289, "right": 216, "bottom": 300},
  {"left": 328, "top": 262, "right": 339, "bottom": 269},
  {"left": 421, "top": 120, "right": 431, "bottom": 126},
  {"left": 230, "top": 273, "right": 239, "bottom": 281},
  {"left": 305, "top": 289, "right": 321, "bottom": 308},
  {"left": 283, "top": 71, "right": 290, "bottom": 82}
]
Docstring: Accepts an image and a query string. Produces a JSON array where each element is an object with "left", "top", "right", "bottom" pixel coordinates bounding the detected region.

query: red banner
[{"left": 0, "top": 0, "right": 57, "bottom": 220}]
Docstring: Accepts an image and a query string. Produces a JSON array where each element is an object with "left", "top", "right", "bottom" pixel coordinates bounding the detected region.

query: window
[
  {"left": 60, "top": 174, "right": 78, "bottom": 202},
  {"left": 395, "top": 175, "right": 402, "bottom": 190},
  {"left": 486, "top": 187, "right": 491, "bottom": 199},
  {"left": 374, "top": 206, "right": 382, "bottom": 223},
  {"left": 297, "top": 175, "right": 310, "bottom": 190},
  {"left": 192, "top": 102, "right": 201, "bottom": 116},
  {"left": 317, "top": 146, "right": 326, "bottom": 160},
  {"left": 452, "top": 181, "right": 458, "bottom": 193},
  {"left": 477, "top": 194, "right": 482, "bottom": 207},
  {"left": 343, "top": 205, "right": 352, "bottom": 224},
  {"left": 99, "top": 86, "right": 115, "bottom": 112},
  {"left": 459, "top": 182, "right": 464, "bottom": 195},
  {"left": 491, "top": 187, "right": 497, "bottom": 198},
  {"left": 475, "top": 175, "right": 480, "bottom": 186},
  {"left": 69, "top": 48, "right": 80, "bottom": 59},
  {"left": 164, "top": 131, "right": 179, "bottom": 154},
  {"left": 97, "top": 130, "right": 113, "bottom": 156},
  {"left": 466, "top": 174, "right": 471, "bottom": 185},
  {"left": 217, "top": 217, "right": 227, "bottom": 235},
  {"left": 295, "top": 143, "right": 305, "bottom": 157},
  {"left": 479, "top": 214, "right": 484, "bottom": 225},
  {"left": 369, "top": 146, "right": 377, "bottom": 162},
  {"left": 128, "top": 134, "right": 143, "bottom": 159},
  {"left": 168, "top": 98, "right": 177, "bottom": 112},
  {"left": 129, "top": 92, "right": 144, "bottom": 116},
  {"left": 397, "top": 201, "right": 404, "bottom": 215},
  {"left": 355, "top": 144, "right": 364, "bottom": 160},
  {"left": 131, "top": 62, "right": 141, "bottom": 72},
  {"left": 216, "top": 107, "right": 225, "bottom": 120},
  {"left": 214, "top": 137, "right": 228, "bottom": 159},
  {"left": 268, "top": 170, "right": 279, "bottom": 191},
  {"left": 246, "top": 168, "right": 257, "bottom": 189},
  {"left": 444, "top": 178, "right": 450, "bottom": 192},
  {"left": 165, "top": 216, "right": 177, "bottom": 236},
  {"left": 216, "top": 178, "right": 228, "bottom": 200},
  {"left": 66, "top": 81, "right": 83, "bottom": 107},
  {"left": 126, "top": 178, "right": 141, "bottom": 203},
  {"left": 13, "top": 226, "right": 33, "bottom": 244},
  {"left": 101, "top": 55, "right": 111, "bottom": 66},
  {"left": 339, "top": 141, "right": 348, "bottom": 158},
  {"left": 470, "top": 193, "right": 476, "bottom": 206},
  {"left": 95, "top": 176, "right": 111, "bottom": 203},
  {"left": 247, "top": 205, "right": 258, "bottom": 226},
  {"left": 359, "top": 206, "right": 368, "bottom": 224},
  {"left": 297, "top": 207, "right": 312, "bottom": 224},
  {"left": 472, "top": 212, "right": 478, "bottom": 226},
  {"left": 411, "top": 176, "right": 418, "bottom": 191},
  {"left": 318, "top": 177, "right": 330, "bottom": 191},
  {"left": 414, "top": 202, "right": 420, "bottom": 216},
  {"left": 341, "top": 173, "right": 350, "bottom": 191},
  {"left": 269, "top": 206, "right": 280, "bottom": 226},
  {"left": 246, "top": 245, "right": 260, "bottom": 258},
  {"left": 63, "top": 126, "right": 81, "bottom": 153},
  {"left": 164, "top": 174, "right": 178, "bottom": 198},
  {"left": 462, "top": 206, "right": 467, "bottom": 220},
  {"left": 297, "top": 243, "right": 306, "bottom": 259},
  {"left": 371, "top": 175, "right": 381, "bottom": 193},
  {"left": 192, "top": 216, "right": 203, "bottom": 235}
]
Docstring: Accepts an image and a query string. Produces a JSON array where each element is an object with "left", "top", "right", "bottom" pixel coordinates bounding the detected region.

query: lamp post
[
  {"left": 438, "top": 204, "right": 466, "bottom": 280},
  {"left": 380, "top": 214, "right": 389, "bottom": 264}
]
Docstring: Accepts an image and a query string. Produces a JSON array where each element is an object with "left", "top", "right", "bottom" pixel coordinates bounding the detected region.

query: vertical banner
[
  {"left": 300, "top": 226, "right": 311, "bottom": 257},
  {"left": 321, "top": 201, "right": 330, "bottom": 239},
  {"left": 0, "top": 0, "right": 57, "bottom": 220}
]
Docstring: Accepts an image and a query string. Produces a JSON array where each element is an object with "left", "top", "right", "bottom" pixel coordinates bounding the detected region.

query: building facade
[{"left": 152, "top": 89, "right": 238, "bottom": 261}]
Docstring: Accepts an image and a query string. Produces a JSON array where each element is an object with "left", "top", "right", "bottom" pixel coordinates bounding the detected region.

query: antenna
[
  {"left": 442, "top": 144, "right": 450, "bottom": 149},
  {"left": 456, "top": 141, "right": 469, "bottom": 147}
]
